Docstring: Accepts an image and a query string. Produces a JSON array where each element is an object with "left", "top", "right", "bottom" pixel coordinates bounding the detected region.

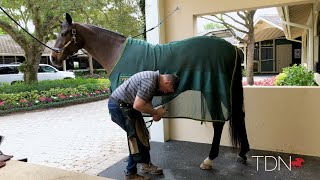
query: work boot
[
  {"left": 140, "top": 163, "right": 163, "bottom": 175},
  {"left": 124, "top": 173, "right": 149, "bottom": 180}
]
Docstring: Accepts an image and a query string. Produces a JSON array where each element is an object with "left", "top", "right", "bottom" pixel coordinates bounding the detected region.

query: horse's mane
[{"left": 81, "top": 23, "right": 126, "bottom": 39}]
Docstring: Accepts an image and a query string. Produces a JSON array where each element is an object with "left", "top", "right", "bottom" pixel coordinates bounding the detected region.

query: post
[
  {"left": 145, "top": 0, "right": 169, "bottom": 142},
  {"left": 88, "top": 55, "right": 93, "bottom": 76}
]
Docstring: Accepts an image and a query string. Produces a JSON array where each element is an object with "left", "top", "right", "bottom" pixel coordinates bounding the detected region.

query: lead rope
[
  {"left": 0, "top": 6, "right": 59, "bottom": 52},
  {"left": 132, "top": 6, "right": 180, "bottom": 38}
]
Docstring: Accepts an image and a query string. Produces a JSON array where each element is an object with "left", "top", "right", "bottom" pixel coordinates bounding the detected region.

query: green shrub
[
  {"left": 275, "top": 64, "right": 316, "bottom": 86},
  {"left": 242, "top": 68, "right": 246, "bottom": 77},
  {"left": 0, "top": 78, "right": 110, "bottom": 93},
  {"left": 74, "top": 69, "right": 107, "bottom": 78}
]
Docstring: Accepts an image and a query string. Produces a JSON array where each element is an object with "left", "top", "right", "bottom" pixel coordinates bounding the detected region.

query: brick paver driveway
[{"left": 0, "top": 99, "right": 128, "bottom": 175}]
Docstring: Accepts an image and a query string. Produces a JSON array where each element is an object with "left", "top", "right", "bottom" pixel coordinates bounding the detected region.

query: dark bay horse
[{"left": 50, "top": 13, "right": 250, "bottom": 170}]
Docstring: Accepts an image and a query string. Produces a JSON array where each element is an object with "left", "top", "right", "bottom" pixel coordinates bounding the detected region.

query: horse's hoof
[
  {"left": 237, "top": 156, "right": 247, "bottom": 164},
  {"left": 200, "top": 162, "right": 212, "bottom": 170}
]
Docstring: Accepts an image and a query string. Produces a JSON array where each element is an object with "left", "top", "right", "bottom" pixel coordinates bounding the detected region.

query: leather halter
[{"left": 54, "top": 29, "right": 77, "bottom": 53}]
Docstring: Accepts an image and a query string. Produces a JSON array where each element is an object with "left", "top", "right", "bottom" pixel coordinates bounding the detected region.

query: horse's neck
[{"left": 77, "top": 23, "right": 126, "bottom": 73}]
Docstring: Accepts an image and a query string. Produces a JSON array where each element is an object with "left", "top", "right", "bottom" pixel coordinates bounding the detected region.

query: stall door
[{"left": 276, "top": 44, "right": 292, "bottom": 72}]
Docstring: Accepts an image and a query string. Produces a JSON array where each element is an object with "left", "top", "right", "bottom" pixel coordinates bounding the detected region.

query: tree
[
  {"left": 203, "top": 22, "right": 225, "bottom": 31},
  {"left": 74, "top": 0, "right": 143, "bottom": 37},
  {"left": 138, "top": 0, "right": 146, "bottom": 39},
  {"left": 0, "top": 0, "right": 143, "bottom": 83},
  {"left": 0, "top": 28, "right": 7, "bottom": 35},
  {"left": 201, "top": 10, "right": 256, "bottom": 85}
]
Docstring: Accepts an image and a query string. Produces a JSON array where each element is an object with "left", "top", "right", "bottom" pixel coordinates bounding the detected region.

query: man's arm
[{"left": 133, "top": 96, "right": 166, "bottom": 117}]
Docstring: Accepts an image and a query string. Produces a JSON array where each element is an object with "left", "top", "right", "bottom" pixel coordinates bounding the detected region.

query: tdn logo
[
  {"left": 291, "top": 158, "right": 304, "bottom": 168},
  {"left": 252, "top": 156, "right": 304, "bottom": 171}
]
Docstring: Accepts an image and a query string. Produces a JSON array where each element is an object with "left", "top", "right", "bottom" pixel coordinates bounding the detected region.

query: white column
[
  {"left": 308, "top": 28, "right": 314, "bottom": 71},
  {"left": 145, "top": 0, "right": 169, "bottom": 142},
  {"left": 307, "top": 9, "right": 314, "bottom": 71},
  {"left": 63, "top": 60, "right": 67, "bottom": 71},
  {"left": 88, "top": 55, "right": 93, "bottom": 76},
  {"left": 146, "top": 0, "right": 163, "bottom": 45}
]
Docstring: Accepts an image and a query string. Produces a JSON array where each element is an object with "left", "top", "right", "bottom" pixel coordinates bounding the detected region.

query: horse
[{"left": 50, "top": 13, "right": 250, "bottom": 170}]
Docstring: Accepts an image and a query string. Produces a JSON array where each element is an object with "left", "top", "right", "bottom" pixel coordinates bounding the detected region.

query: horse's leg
[
  {"left": 238, "top": 121, "right": 250, "bottom": 162},
  {"left": 200, "top": 121, "right": 225, "bottom": 170}
]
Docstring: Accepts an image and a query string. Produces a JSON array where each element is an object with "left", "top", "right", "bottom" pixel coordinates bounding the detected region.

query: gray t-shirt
[{"left": 111, "top": 71, "right": 160, "bottom": 104}]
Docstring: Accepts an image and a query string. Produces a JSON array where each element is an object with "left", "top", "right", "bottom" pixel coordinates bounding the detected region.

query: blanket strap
[{"left": 230, "top": 46, "right": 239, "bottom": 107}]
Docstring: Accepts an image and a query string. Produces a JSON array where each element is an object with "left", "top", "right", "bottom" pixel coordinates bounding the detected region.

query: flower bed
[
  {"left": 242, "top": 65, "right": 318, "bottom": 86},
  {"left": 0, "top": 78, "right": 110, "bottom": 116},
  {"left": 242, "top": 77, "right": 276, "bottom": 86},
  {"left": 0, "top": 93, "right": 108, "bottom": 116}
]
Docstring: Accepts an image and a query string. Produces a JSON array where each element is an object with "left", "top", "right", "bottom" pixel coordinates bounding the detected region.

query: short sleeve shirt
[{"left": 111, "top": 71, "right": 159, "bottom": 104}]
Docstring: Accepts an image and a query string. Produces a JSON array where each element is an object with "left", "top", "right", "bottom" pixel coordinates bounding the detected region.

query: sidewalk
[{"left": 0, "top": 99, "right": 128, "bottom": 175}]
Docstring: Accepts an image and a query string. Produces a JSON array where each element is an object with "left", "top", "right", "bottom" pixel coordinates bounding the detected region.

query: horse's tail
[{"left": 229, "top": 48, "right": 247, "bottom": 149}]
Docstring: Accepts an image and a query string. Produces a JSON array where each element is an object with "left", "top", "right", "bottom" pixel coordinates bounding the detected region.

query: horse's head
[{"left": 50, "top": 13, "right": 81, "bottom": 67}]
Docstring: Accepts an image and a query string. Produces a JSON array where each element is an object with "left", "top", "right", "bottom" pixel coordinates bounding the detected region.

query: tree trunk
[
  {"left": 23, "top": 50, "right": 42, "bottom": 84},
  {"left": 139, "top": 0, "right": 146, "bottom": 40},
  {"left": 246, "top": 37, "right": 255, "bottom": 85}
]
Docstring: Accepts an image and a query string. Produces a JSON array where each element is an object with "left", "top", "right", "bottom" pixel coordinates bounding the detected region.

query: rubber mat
[{"left": 98, "top": 140, "right": 320, "bottom": 180}]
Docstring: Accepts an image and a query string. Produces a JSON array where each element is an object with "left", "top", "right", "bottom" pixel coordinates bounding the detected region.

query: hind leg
[
  {"left": 238, "top": 122, "right": 250, "bottom": 162},
  {"left": 200, "top": 122, "right": 225, "bottom": 170}
]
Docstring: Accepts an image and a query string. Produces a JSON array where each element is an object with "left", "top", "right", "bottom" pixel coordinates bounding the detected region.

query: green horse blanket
[{"left": 109, "top": 36, "right": 238, "bottom": 122}]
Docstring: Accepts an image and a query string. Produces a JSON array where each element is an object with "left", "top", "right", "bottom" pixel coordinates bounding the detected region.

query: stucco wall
[
  {"left": 162, "top": 0, "right": 312, "bottom": 42},
  {"left": 169, "top": 87, "right": 320, "bottom": 157},
  {"left": 146, "top": 0, "right": 320, "bottom": 157}
]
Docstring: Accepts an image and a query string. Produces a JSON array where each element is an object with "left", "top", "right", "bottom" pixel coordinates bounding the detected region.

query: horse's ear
[{"left": 66, "top": 13, "right": 72, "bottom": 25}]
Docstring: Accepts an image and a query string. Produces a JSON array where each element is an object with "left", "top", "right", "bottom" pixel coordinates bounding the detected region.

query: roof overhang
[
  {"left": 242, "top": 16, "right": 285, "bottom": 42},
  {"left": 277, "top": 3, "right": 313, "bottom": 41}
]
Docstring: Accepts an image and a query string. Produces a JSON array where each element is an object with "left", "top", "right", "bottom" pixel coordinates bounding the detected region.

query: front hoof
[
  {"left": 200, "top": 157, "right": 213, "bottom": 170},
  {"left": 237, "top": 155, "right": 247, "bottom": 164},
  {"left": 200, "top": 162, "right": 212, "bottom": 170}
]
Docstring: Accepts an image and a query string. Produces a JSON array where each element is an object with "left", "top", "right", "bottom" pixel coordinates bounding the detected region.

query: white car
[{"left": 0, "top": 64, "right": 75, "bottom": 85}]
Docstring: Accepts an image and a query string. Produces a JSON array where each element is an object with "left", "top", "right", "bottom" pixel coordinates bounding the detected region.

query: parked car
[{"left": 0, "top": 64, "right": 75, "bottom": 85}]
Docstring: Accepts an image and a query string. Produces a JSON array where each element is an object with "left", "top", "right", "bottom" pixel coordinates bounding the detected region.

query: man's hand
[
  {"left": 152, "top": 114, "right": 162, "bottom": 122},
  {"left": 155, "top": 106, "right": 167, "bottom": 117},
  {"left": 152, "top": 106, "right": 167, "bottom": 121}
]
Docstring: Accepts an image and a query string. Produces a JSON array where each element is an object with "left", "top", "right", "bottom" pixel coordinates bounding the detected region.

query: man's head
[{"left": 159, "top": 74, "right": 180, "bottom": 93}]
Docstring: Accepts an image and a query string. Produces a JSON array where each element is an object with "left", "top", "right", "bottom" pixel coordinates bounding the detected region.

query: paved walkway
[{"left": 0, "top": 99, "right": 128, "bottom": 175}]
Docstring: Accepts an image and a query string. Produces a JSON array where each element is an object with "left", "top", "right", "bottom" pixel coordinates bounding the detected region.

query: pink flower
[
  {"left": 242, "top": 77, "right": 276, "bottom": 86},
  {"left": 39, "top": 96, "right": 46, "bottom": 102},
  {"left": 19, "top": 99, "right": 28, "bottom": 103},
  {"left": 46, "top": 97, "right": 53, "bottom": 102},
  {"left": 58, "top": 94, "right": 67, "bottom": 99},
  {"left": 0, "top": 101, "right": 5, "bottom": 106},
  {"left": 71, "top": 94, "right": 80, "bottom": 97}
]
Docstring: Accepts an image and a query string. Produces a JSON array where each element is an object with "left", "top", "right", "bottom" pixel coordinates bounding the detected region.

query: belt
[{"left": 109, "top": 96, "right": 132, "bottom": 108}]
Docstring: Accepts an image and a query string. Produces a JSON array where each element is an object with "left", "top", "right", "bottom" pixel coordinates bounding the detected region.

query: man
[
  {"left": 0, "top": 136, "right": 14, "bottom": 168},
  {"left": 108, "top": 71, "right": 179, "bottom": 180}
]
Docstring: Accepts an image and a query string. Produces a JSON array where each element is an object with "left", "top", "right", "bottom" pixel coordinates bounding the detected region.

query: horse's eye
[{"left": 61, "top": 33, "right": 65, "bottom": 36}]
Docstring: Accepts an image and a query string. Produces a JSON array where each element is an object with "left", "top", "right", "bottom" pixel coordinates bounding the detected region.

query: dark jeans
[{"left": 108, "top": 99, "right": 150, "bottom": 174}]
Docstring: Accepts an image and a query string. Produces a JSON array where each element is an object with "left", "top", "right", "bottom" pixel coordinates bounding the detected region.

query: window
[
  {"left": 254, "top": 48, "right": 259, "bottom": 60},
  {"left": 4, "top": 56, "right": 15, "bottom": 64},
  {"left": 40, "top": 57, "right": 49, "bottom": 64},
  {"left": 38, "top": 66, "right": 56, "bottom": 73},
  {"left": 0, "top": 66, "right": 19, "bottom": 75},
  {"left": 260, "top": 47, "right": 274, "bottom": 72},
  {"left": 261, "top": 48, "right": 273, "bottom": 60}
]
